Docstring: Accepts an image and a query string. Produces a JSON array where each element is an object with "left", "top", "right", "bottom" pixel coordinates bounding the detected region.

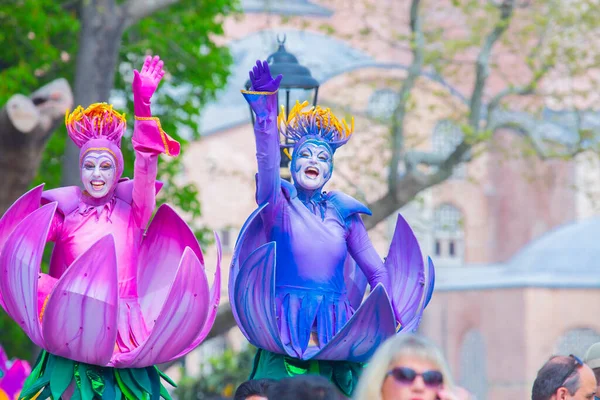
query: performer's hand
[
  {"left": 249, "top": 60, "right": 282, "bottom": 92},
  {"left": 133, "top": 55, "right": 165, "bottom": 116}
]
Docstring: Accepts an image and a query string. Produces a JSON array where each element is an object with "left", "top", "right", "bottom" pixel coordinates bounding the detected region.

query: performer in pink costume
[{"left": 0, "top": 55, "right": 220, "bottom": 398}]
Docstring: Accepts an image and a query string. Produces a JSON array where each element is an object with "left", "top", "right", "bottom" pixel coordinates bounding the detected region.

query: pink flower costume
[
  {"left": 0, "top": 56, "right": 220, "bottom": 399},
  {"left": 0, "top": 345, "right": 31, "bottom": 400}
]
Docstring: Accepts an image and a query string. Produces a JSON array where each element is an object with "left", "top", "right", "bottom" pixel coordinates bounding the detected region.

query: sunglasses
[
  {"left": 556, "top": 354, "right": 584, "bottom": 391},
  {"left": 387, "top": 367, "right": 444, "bottom": 388}
]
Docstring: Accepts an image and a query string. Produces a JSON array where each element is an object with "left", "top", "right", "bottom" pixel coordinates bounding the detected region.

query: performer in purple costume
[
  {"left": 0, "top": 55, "right": 220, "bottom": 398},
  {"left": 230, "top": 61, "right": 435, "bottom": 396}
]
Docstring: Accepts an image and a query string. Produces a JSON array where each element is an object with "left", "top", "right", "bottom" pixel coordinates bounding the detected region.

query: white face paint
[
  {"left": 291, "top": 142, "right": 333, "bottom": 191},
  {"left": 81, "top": 152, "right": 117, "bottom": 198}
]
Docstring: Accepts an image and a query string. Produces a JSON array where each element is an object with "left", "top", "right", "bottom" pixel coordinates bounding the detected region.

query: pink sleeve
[
  {"left": 47, "top": 210, "right": 64, "bottom": 242},
  {"left": 131, "top": 117, "right": 181, "bottom": 228}
]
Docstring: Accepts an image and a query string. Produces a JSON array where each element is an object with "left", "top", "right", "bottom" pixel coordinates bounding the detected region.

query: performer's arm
[
  {"left": 47, "top": 211, "right": 64, "bottom": 242},
  {"left": 241, "top": 60, "right": 283, "bottom": 208},
  {"left": 131, "top": 55, "right": 180, "bottom": 228},
  {"left": 346, "top": 214, "right": 389, "bottom": 289}
]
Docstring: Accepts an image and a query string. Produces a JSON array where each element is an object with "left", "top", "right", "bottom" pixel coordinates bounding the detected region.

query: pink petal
[
  {"left": 37, "top": 273, "right": 58, "bottom": 321},
  {"left": 137, "top": 204, "right": 205, "bottom": 326},
  {"left": 0, "top": 345, "right": 7, "bottom": 372},
  {"left": 0, "top": 359, "right": 31, "bottom": 399},
  {"left": 0, "top": 203, "right": 56, "bottom": 347},
  {"left": 173, "top": 232, "right": 222, "bottom": 358},
  {"left": 0, "top": 185, "right": 44, "bottom": 310},
  {"left": 42, "top": 235, "right": 118, "bottom": 366},
  {"left": 111, "top": 247, "right": 210, "bottom": 368}
]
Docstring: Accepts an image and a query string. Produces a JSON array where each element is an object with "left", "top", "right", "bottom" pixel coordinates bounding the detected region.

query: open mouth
[
  {"left": 304, "top": 167, "right": 320, "bottom": 179},
  {"left": 91, "top": 180, "right": 106, "bottom": 191}
]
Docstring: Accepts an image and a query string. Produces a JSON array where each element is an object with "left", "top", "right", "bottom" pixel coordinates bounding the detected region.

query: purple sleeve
[
  {"left": 242, "top": 91, "right": 281, "bottom": 209},
  {"left": 346, "top": 214, "right": 389, "bottom": 290},
  {"left": 131, "top": 117, "right": 181, "bottom": 228}
]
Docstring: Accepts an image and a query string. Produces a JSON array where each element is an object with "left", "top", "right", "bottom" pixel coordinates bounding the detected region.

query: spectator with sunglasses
[
  {"left": 532, "top": 354, "right": 597, "bottom": 400},
  {"left": 353, "top": 334, "right": 471, "bottom": 400}
]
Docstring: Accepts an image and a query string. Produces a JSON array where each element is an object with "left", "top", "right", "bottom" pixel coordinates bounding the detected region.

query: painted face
[
  {"left": 381, "top": 356, "right": 444, "bottom": 400},
  {"left": 291, "top": 141, "right": 333, "bottom": 191},
  {"left": 81, "top": 152, "right": 117, "bottom": 198}
]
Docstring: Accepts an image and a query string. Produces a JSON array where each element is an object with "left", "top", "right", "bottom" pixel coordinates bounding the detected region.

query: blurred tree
[
  {"left": 0, "top": 0, "right": 238, "bottom": 359},
  {"left": 310, "top": 0, "right": 600, "bottom": 229},
  {"left": 175, "top": 344, "right": 256, "bottom": 400}
]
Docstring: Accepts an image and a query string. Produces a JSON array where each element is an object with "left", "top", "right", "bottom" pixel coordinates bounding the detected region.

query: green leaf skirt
[
  {"left": 19, "top": 351, "right": 176, "bottom": 400},
  {"left": 248, "top": 349, "right": 364, "bottom": 398}
]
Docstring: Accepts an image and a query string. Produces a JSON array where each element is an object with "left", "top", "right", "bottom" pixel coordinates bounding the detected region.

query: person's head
[
  {"left": 354, "top": 334, "right": 454, "bottom": 400},
  {"left": 279, "top": 101, "right": 354, "bottom": 193},
  {"left": 290, "top": 139, "right": 333, "bottom": 191},
  {"left": 234, "top": 379, "right": 275, "bottom": 400},
  {"left": 532, "top": 354, "right": 597, "bottom": 400},
  {"left": 585, "top": 343, "right": 600, "bottom": 394},
  {"left": 266, "top": 375, "right": 344, "bottom": 400},
  {"left": 66, "top": 103, "right": 126, "bottom": 199}
]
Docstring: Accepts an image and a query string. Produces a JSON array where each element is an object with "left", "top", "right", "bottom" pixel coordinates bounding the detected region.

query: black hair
[
  {"left": 265, "top": 375, "right": 345, "bottom": 400},
  {"left": 234, "top": 379, "right": 276, "bottom": 400},
  {"left": 532, "top": 356, "right": 581, "bottom": 400}
]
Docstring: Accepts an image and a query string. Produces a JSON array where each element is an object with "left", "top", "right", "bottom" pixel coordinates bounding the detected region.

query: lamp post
[{"left": 245, "top": 35, "right": 320, "bottom": 180}]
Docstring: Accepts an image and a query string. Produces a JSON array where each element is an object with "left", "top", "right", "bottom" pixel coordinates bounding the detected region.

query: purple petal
[
  {"left": 233, "top": 242, "right": 284, "bottom": 354},
  {"left": 229, "top": 203, "right": 268, "bottom": 339},
  {"left": 173, "top": 232, "right": 222, "bottom": 358},
  {"left": 42, "top": 235, "right": 118, "bottom": 366},
  {"left": 385, "top": 214, "right": 425, "bottom": 325},
  {"left": 137, "top": 204, "right": 204, "bottom": 326},
  {"left": 424, "top": 257, "right": 435, "bottom": 309},
  {"left": 0, "top": 203, "right": 56, "bottom": 347},
  {"left": 111, "top": 247, "right": 210, "bottom": 368},
  {"left": 400, "top": 257, "right": 436, "bottom": 333},
  {"left": 0, "top": 185, "right": 43, "bottom": 310},
  {"left": 310, "top": 284, "right": 395, "bottom": 362}
]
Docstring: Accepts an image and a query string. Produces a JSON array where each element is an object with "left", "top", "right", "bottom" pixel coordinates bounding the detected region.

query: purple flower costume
[{"left": 229, "top": 61, "right": 434, "bottom": 393}]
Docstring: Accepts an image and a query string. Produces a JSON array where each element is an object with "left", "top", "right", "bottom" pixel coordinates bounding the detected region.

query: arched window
[
  {"left": 367, "top": 89, "right": 399, "bottom": 122},
  {"left": 432, "top": 120, "right": 466, "bottom": 178},
  {"left": 433, "top": 204, "right": 464, "bottom": 266},
  {"left": 459, "top": 330, "right": 488, "bottom": 400},
  {"left": 555, "top": 328, "right": 600, "bottom": 357}
]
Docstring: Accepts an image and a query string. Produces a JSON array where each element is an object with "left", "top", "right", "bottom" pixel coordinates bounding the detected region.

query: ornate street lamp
[{"left": 245, "top": 35, "right": 320, "bottom": 179}]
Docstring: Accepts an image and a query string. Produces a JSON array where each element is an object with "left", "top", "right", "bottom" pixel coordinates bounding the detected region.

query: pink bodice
[{"left": 42, "top": 117, "right": 179, "bottom": 299}]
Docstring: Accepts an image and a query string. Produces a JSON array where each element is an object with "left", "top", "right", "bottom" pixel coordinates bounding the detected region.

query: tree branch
[
  {"left": 123, "top": 0, "right": 180, "bottom": 27},
  {"left": 469, "top": 0, "right": 515, "bottom": 130},
  {"left": 388, "top": 0, "right": 424, "bottom": 197}
]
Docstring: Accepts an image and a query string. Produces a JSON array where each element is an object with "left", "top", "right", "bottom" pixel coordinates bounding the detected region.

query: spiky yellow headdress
[
  {"left": 65, "top": 103, "right": 126, "bottom": 149},
  {"left": 278, "top": 101, "right": 354, "bottom": 153}
]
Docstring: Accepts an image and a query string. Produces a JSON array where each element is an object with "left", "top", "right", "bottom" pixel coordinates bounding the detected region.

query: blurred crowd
[{"left": 229, "top": 334, "right": 600, "bottom": 400}]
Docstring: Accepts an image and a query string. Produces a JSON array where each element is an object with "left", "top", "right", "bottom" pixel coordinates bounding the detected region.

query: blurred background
[{"left": 3, "top": 0, "right": 600, "bottom": 398}]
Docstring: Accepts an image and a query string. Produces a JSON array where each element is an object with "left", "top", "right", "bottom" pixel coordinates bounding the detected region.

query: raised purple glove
[
  {"left": 249, "top": 60, "right": 282, "bottom": 93},
  {"left": 133, "top": 55, "right": 165, "bottom": 117}
]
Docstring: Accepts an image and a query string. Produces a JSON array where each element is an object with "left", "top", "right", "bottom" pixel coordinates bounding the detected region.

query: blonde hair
[{"left": 353, "top": 334, "right": 455, "bottom": 400}]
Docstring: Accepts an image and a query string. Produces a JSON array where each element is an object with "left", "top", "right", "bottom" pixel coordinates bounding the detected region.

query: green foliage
[
  {"left": 175, "top": 345, "right": 256, "bottom": 400},
  {"left": 1, "top": 0, "right": 238, "bottom": 360},
  {"left": 0, "top": 1, "right": 78, "bottom": 104}
]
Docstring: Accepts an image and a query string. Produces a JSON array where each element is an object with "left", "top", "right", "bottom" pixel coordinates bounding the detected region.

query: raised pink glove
[{"left": 132, "top": 55, "right": 165, "bottom": 117}]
